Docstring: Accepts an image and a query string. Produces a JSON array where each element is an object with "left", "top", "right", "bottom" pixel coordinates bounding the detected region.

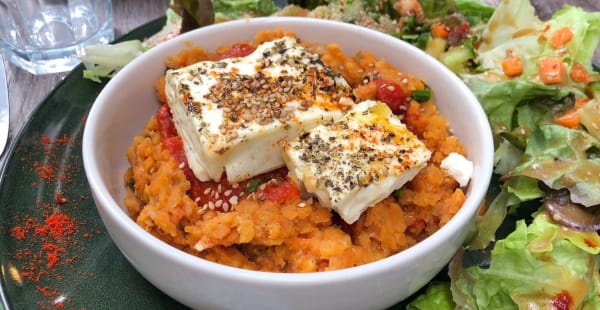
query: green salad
[{"left": 81, "top": 0, "right": 600, "bottom": 308}]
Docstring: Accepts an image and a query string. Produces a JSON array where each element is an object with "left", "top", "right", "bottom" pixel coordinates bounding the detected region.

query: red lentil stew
[{"left": 124, "top": 29, "right": 468, "bottom": 272}]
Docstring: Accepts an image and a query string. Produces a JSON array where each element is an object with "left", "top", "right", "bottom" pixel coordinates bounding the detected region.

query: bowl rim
[{"left": 82, "top": 16, "right": 494, "bottom": 284}]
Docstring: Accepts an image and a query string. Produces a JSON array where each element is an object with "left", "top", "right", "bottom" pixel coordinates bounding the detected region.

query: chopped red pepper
[{"left": 551, "top": 290, "right": 573, "bottom": 310}]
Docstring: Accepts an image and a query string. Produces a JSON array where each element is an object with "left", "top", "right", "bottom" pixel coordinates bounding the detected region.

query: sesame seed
[
  {"left": 178, "top": 162, "right": 186, "bottom": 169},
  {"left": 229, "top": 196, "right": 239, "bottom": 206},
  {"left": 222, "top": 202, "right": 230, "bottom": 212},
  {"left": 224, "top": 189, "right": 232, "bottom": 197},
  {"left": 208, "top": 201, "right": 215, "bottom": 210},
  {"left": 298, "top": 202, "right": 306, "bottom": 208},
  {"left": 232, "top": 183, "right": 239, "bottom": 189},
  {"left": 215, "top": 200, "right": 223, "bottom": 208},
  {"left": 203, "top": 188, "right": 212, "bottom": 195}
]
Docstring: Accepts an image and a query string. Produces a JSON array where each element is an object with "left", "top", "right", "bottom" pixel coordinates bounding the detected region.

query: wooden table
[{"left": 1, "top": 0, "right": 599, "bottom": 164}]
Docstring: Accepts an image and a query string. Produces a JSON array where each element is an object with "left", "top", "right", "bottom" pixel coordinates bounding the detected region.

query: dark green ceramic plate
[
  {"left": 0, "top": 17, "right": 189, "bottom": 310},
  {"left": 0, "top": 17, "right": 421, "bottom": 310},
  {"left": 2, "top": 15, "right": 593, "bottom": 310},
  {"left": 0, "top": 16, "right": 444, "bottom": 309}
]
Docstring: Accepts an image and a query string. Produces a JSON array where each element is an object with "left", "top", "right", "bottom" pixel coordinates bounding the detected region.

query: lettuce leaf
[
  {"left": 213, "top": 0, "right": 279, "bottom": 20},
  {"left": 454, "top": 0, "right": 494, "bottom": 25},
  {"left": 450, "top": 212, "right": 600, "bottom": 309},
  {"left": 81, "top": 40, "right": 146, "bottom": 83},
  {"left": 407, "top": 282, "right": 455, "bottom": 310},
  {"left": 509, "top": 124, "right": 600, "bottom": 207},
  {"left": 578, "top": 99, "right": 600, "bottom": 139},
  {"left": 544, "top": 6, "right": 600, "bottom": 71},
  {"left": 461, "top": 76, "right": 573, "bottom": 134},
  {"left": 475, "top": 1, "right": 600, "bottom": 84},
  {"left": 461, "top": 0, "right": 600, "bottom": 242}
]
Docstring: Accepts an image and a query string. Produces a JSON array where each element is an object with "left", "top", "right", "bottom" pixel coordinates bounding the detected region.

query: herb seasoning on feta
[
  {"left": 165, "top": 36, "right": 355, "bottom": 182},
  {"left": 284, "top": 100, "right": 432, "bottom": 224}
]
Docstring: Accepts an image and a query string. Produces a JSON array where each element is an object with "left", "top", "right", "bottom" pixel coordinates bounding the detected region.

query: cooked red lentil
[{"left": 124, "top": 29, "right": 467, "bottom": 272}]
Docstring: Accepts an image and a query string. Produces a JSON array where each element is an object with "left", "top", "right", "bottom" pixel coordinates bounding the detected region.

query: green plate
[
  {"left": 8, "top": 14, "right": 588, "bottom": 309},
  {"left": 0, "top": 17, "right": 422, "bottom": 310},
  {"left": 0, "top": 17, "right": 187, "bottom": 310}
]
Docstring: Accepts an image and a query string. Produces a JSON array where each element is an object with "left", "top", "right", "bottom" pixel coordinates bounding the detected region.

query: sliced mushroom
[{"left": 543, "top": 189, "right": 600, "bottom": 231}]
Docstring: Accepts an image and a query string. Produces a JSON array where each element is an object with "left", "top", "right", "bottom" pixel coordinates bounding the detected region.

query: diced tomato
[
  {"left": 217, "top": 43, "right": 256, "bottom": 60},
  {"left": 374, "top": 80, "right": 408, "bottom": 115},
  {"left": 156, "top": 104, "right": 178, "bottom": 140},
  {"left": 262, "top": 179, "right": 301, "bottom": 204}
]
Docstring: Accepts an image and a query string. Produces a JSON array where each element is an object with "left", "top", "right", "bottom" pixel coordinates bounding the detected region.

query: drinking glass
[{"left": 0, "top": 0, "right": 114, "bottom": 75}]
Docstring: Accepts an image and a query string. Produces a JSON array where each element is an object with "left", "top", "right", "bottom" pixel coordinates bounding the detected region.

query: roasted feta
[
  {"left": 165, "top": 37, "right": 354, "bottom": 182},
  {"left": 284, "top": 100, "right": 432, "bottom": 224},
  {"left": 440, "top": 152, "right": 473, "bottom": 187}
]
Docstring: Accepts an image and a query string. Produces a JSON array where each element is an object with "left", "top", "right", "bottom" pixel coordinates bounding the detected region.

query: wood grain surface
[{"left": 1, "top": 0, "right": 598, "bottom": 164}]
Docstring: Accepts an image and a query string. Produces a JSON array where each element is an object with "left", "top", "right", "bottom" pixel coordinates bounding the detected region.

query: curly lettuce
[{"left": 448, "top": 213, "right": 600, "bottom": 309}]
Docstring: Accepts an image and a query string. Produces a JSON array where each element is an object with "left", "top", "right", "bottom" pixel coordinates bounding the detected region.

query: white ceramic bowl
[{"left": 83, "top": 17, "right": 494, "bottom": 310}]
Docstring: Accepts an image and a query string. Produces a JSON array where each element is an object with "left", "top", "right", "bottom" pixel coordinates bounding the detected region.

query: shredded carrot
[
  {"left": 554, "top": 110, "right": 580, "bottom": 128},
  {"left": 553, "top": 98, "right": 590, "bottom": 128},
  {"left": 543, "top": 24, "right": 552, "bottom": 33},
  {"left": 501, "top": 53, "right": 523, "bottom": 77},
  {"left": 431, "top": 23, "right": 449, "bottom": 39},
  {"left": 550, "top": 27, "right": 573, "bottom": 49},
  {"left": 570, "top": 62, "right": 590, "bottom": 83},
  {"left": 575, "top": 98, "right": 590, "bottom": 109},
  {"left": 539, "top": 57, "right": 566, "bottom": 85}
]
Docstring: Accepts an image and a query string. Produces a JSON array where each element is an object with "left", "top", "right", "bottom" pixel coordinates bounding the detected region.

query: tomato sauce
[{"left": 156, "top": 103, "right": 296, "bottom": 210}]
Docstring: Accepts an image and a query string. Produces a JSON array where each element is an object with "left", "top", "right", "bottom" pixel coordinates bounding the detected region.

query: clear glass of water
[{"left": 0, "top": 0, "right": 114, "bottom": 75}]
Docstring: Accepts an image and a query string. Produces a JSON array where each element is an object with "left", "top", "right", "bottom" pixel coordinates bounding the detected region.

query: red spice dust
[
  {"left": 34, "top": 163, "right": 56, "bottom": 181},
  {"left": 55, "top": 192, "right": 68, "bottom": 204},
  {"left": 8, "top": 133, "right": 100, "bottom": 308},
  {"left": 13, "top": 211, "right": 76, "bottom": 274},
  {"left": 11, "top": 226, "right": 26, "bottom": 240}
]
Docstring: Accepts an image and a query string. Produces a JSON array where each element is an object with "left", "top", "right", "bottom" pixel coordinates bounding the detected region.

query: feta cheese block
[
  {"left": 164, "top": 36, "right": 355, "bottom": 182},
  {"left": 284, "top": 100, "right": 432, "bottom": 224},
  {"left": 440, "top": 152, "right": 473, "bottom": 187}
]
